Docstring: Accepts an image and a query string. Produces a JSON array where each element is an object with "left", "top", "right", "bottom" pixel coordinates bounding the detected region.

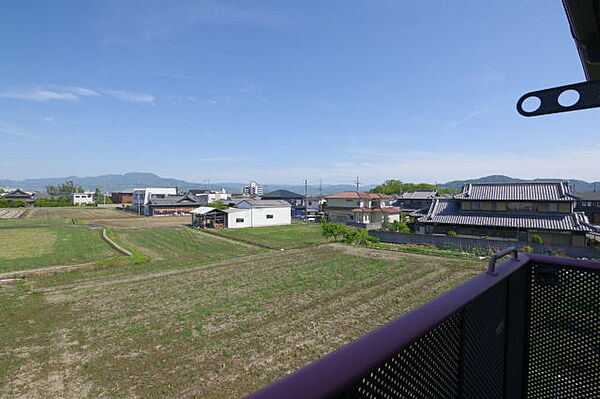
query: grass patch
[
  {"left": 0, "top": 227, "right": 119, "bottom": 273},
  {"left": 214, "top": 223, "right": 330, "bottom": 249}
]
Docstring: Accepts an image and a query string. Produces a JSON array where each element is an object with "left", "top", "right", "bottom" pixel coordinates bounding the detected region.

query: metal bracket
[
  {"left": 517, "top": 79, "right": 600, "bottom": 116},
  {"left": 487, "top": 247, "right": 518, "bottom": 276}
]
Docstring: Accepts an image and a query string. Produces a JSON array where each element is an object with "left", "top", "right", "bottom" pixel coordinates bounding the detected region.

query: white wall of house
[
  {"left": 72, "top": 192, "right": 95, "bottom": 205},
  {"left": 196, "top": 192, "right": 232, "bottom": 205}
]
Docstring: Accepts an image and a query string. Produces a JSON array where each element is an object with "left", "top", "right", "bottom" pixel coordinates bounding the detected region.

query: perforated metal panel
[
  {"left": 526, "top": 264, "right": 600, "bottom": 398},
  {"left": 461, "top": 281, "right": 507, "bottom": 399},
  {"left": 340, "top": 311, "right": 463, "bottom": 399}
]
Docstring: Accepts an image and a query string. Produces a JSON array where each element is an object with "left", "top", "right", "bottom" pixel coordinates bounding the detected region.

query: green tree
[
  {"left": 206, "top": 202, "right": 228, "bottom": 210},
  {"left": 370, "top": 180, "right": 457, "bottom": 195},
  {"left": 530, "top": 235, "right": 544, "bottom": 244},
  {"left": 46, "top": 180, "right": 84, "bottom": 195},
  {"left": 321, "top": 220, "right": 347, "bottom": 240}
]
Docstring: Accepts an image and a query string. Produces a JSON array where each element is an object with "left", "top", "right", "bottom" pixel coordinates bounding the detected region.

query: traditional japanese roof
[
  {"left": 454, "top": 182, "right": 577, "bottom": 202},
  {"left": 418, "top": 199, "right": 596, "bottom": 232},
  {"left": 262, "top": 189, "right": 303, "bottom": 199},
  {"left": 148, "top": 195, "right": 200, "bottom": 206},
  {"left": 325, "top": 191, "right": 391, "bottom": 200},
  {"left": 397, "top": 191, "right": 437, "bottom": 200},
  {"left": 575, "top": 192, "right": 600, "bottom": 201},
  {"left": 4, "top": 189, "right": 33, "bottom": 197},
  {"left": 325, "top": 206, "right": 400, "bottom": 213},
  {"left": 237, "top": 199, "right": 291, "bottom": 208}
]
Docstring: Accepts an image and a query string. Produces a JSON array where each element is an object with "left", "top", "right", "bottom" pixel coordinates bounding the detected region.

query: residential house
[
  {"left": 145, "top": 194, "right": 201, "bottom": 216},
  {"left": 261, "top": 189, "right": 305, "bottom": 219},
  {"left": 242, "top": 181, "right": 263, "bottom": 197},
  {"left": 2, "top": 189, "right": 35, "bottom": 206},
  {"left": 69, "top": 192, "right": 95, "bottom": 206},
  {"left": 191, "top": 199, "right": 291, "bottom": 229},
  {"left": 416, "top": 182, "right": 597, "bottom": 246},
  {"left": 110, "top": 191, "right": 133, "bottom": 204},
  {"left": 574, "top": 192, "right": 600, "bottom": 224},
  {"left": 131, "top": 188, "right": 178, "bottom": 215},
  {"left": 324, "top": 191, "right": 401, "bottom": 229}
]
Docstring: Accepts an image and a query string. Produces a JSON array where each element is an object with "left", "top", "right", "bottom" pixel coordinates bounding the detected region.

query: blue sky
[{"left": 0, "top": 0, "right": 598, "bottom": 185}]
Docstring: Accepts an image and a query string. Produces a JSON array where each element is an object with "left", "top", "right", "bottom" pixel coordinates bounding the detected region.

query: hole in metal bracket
[
  {"left": 557, "top": 89, "right": 580, "bottom": 107},
  {"left": 521, "top": 96, "right": 541, "bottom": 113}
]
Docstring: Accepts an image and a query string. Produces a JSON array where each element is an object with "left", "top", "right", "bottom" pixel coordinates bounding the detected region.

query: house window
[
  {"left": 236, "top": 218, "right": 244, "bottom": 223},
  {"left": 346, "top": 199, "right": 353, "bottom": 202},
  {"left": 471, "top": 201, "right": 482, "bottom": 210},
  {"left": 266, "top": 214, "right": 273, "bottom": 219}
]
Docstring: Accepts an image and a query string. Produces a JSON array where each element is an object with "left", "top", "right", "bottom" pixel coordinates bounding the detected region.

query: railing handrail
[
  {"left": 487, "top": 246, "right": 518, "bottom": 276},
  {"left": 246, "top": 252, "right": 531, "bottom": 399},
  {"left": 527, "top": 253, "right": 600, "bottom": 269}
]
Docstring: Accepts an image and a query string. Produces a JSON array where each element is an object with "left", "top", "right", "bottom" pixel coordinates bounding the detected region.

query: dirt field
[
  {"left": 23, "top": 207, "right": 140, "bottom": 221},
  {"left": 0, "top": 234, "right": 485, "bottom": 398},
  {"left": 92, "top": 215, "right": 190, "bottom": 229},
  {"left": 0, "top": 209, "right": 26, "bottom": 219}
]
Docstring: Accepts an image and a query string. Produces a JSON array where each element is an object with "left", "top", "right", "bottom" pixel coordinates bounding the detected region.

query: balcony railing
[{"left": 247, "top": 248, "right": 600, "bottom": 398}]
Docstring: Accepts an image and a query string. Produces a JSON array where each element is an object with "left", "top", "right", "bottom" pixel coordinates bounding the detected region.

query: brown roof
[{"left": 325, "top": 191, "right": 391, "bottom": 200}]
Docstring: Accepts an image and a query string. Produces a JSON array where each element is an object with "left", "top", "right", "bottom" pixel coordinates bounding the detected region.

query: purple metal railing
[{"left": 247, "top": 250, "right": 600, "bottom": 399}]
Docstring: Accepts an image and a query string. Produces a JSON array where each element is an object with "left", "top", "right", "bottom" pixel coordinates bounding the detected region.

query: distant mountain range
[
  {"left": 2, "top": 173, "right": 599, "bottom": 194},
  {"left": 0, "top": 172, "right": 376, "bottom": 196},
  {"left": 438, "top": 175, "right": 600, "bottom": 192}
]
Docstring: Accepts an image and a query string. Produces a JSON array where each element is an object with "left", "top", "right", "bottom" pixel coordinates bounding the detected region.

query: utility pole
[
  {"left": 319, "top": 179, "right": 323, "bottom": 198},
  {"left": 354, "top": 176, "right": 360, "bottom": 192},
  {"left": 304, "top": 179, "right": 308, "bottom": 221}
]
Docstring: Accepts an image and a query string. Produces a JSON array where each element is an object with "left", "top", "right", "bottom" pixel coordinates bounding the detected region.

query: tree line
[{"left": 369, "top": 180, "right": 457, "bottom": 195}]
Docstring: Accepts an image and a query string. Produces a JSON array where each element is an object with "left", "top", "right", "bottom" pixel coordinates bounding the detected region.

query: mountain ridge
[{"left": 2, "top": 173, "right": 599, "bottom": 194}]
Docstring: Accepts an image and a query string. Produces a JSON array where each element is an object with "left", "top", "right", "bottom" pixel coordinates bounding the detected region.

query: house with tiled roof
[
  {"left": 415, "top": 182, "right": 597, "bottom": 246},
  {"left": 324, "top": 191, "right": 401, "bottom": 229}
]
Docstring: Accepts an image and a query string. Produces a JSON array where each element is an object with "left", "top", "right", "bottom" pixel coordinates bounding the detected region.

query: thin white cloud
[
  {"left": 103, "top": 89, "right": 155, "bottom": 104},
  {"left": 0, "top": 127, "right": 38, "bottom": 141},
  {"left": 0, "top": 86, "right": 100, "bottom": 102},
  {"left": 40, "top": 116, "right": 55, "bottom": 123},
  {"left": 0, "top": 89, "right": 78, "bottom": 101},
  {"left": 57, "top": 86, "right": 100, "bottom": 97}
]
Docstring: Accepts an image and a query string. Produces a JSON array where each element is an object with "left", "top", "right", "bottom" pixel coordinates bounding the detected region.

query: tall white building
[{"left": 242, "top": 181, "right": 263, "bottom": 197}]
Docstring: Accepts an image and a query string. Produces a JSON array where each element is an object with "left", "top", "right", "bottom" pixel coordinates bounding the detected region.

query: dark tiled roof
[
  {"left": 455, "top": 182, "right": 576, "bottom": 201},
  {"left": 397, "top": 191, "right": 437, "bottom": 200},
  {"left": 238, "top": 199, "right": 291, "bottom": 208},
  {"left": 325, "top": 191, "right": 392, "bottom": 200},
  {"left": 575, "top": 192, "right": 600, "bottom": 201},
  {"left": 262, "top": 189, "right": 304, "bottom": 199},
  {"left": 418, "top": 199, "right": 596, "bottom": 232},
  {"left": 148, "top": 195, "right": 200, "bottom": 206}
]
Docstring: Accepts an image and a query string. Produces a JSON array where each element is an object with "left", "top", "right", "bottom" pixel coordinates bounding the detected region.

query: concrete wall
[{"left": 370, "top": 231, "right": 600, "bottom": 259}]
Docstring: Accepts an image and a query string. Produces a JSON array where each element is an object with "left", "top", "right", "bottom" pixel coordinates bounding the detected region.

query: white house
[
  {"left": 191, "top": 199, "right": 291, "bottom": 229},
  {"left": 70, "top": 192, "right": 95, "bottom": 206},
  {"left": 132, "top": 188, "right": 178, "bottom": 214}
]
